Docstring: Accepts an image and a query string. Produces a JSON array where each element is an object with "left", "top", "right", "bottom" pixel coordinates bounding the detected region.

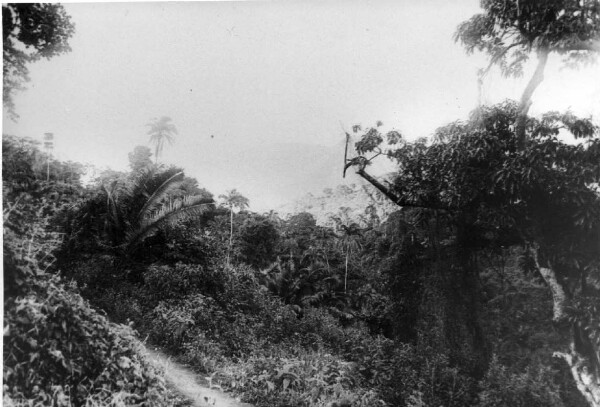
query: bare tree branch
[{"left": 354, "top": 166, "right": 451, "bottom": 211}]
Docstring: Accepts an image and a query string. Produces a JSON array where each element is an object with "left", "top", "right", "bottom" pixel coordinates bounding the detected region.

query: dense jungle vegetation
[{"left": 3, "top": 1, "right": 600, "bottom": 406}]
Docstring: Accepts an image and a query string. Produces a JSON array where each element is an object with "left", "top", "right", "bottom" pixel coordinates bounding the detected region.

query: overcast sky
[{"left": 3, "top": 1, "right": 599, "bottom": 211}]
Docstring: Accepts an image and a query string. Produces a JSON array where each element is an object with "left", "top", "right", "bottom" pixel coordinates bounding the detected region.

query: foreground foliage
[
  {"left": 3, "top": 276, "right": 168, "bottom": 406},
  {"left": 3, "top": 135, "right": 177, "bottom": 407}
]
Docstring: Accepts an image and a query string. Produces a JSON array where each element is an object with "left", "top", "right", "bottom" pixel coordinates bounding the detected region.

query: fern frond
[{"left": 137, "top": 171, "right": 185, "bottom": 221}]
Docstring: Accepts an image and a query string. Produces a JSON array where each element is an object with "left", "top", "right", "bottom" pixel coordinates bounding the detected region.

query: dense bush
[
  {"left": 131, "top": 257, "right": 481, "bottom": 406},
  {"left": 219, "top": 354, "right": 386, "bottom": 407},
  {"left": 143, "top": 262, "right": 227, "bottom": 302},
  {"left": 3, "top": 273, "right": 171, "bottom": 407}
]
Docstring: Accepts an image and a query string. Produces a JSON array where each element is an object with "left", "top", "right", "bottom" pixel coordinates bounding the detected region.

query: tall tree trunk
[
  {"left": 531, "top": 244, "right": 600, "bottom": 407},
  {"left": 515, "top": 49, "right": 549, "bottom": 148},
  {"left": 416, "top": 237, "right": 489, "bottom": 378},
  {"left": 344, "top": 250, "right": 348, "bottom": 294}
]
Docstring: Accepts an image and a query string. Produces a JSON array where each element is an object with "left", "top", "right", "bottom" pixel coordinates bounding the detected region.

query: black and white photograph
[{"left": 3, "top": 1, "right": 600, "bottom": 406}]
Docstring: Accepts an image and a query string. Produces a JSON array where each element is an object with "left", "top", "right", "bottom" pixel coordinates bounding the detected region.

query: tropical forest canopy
[{"left": 3, "top": 1, "right": 600, "bottom": 407}]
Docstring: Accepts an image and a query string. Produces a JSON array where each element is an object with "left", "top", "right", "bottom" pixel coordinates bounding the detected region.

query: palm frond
[
  {"left": 137, "top": 171, "right": 185, "bottom": 221},
  {"left": 102, "top": 181, "right": 124, "bottom": 243},
  {"left": 126, "top": 195, "right": 214, "bottom": 250}
]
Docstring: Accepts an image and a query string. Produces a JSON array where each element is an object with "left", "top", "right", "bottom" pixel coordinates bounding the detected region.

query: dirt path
[{"left": 145, "top": 347, "right": 252, "bottom": 407}]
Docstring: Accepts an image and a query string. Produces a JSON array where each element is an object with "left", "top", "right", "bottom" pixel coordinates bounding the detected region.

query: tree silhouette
[
  {"left": 147, "top": 116, "right": 177, "bottom": 163},
  {"left": 128, "top": 145, "right": 153, "bottom": 173}
]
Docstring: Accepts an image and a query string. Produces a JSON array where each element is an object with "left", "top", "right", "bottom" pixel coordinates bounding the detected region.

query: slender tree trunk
[
  {"left": 227, "top": 207, "right": 233, "bottom": 266},
  {"left": 515, "top": 49, "right": 549, "bottom": 148}
]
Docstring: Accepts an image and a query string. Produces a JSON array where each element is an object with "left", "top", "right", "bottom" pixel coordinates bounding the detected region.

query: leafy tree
[
  {"left": 147, "top": 116, "right": 177, "bottom": 163},
  {"left": 218, "top": 189, "right": 249, "bottom": 265},
  {"left": 128, "top": 145, "right": 153, "bottom": 172},
  {"left": 2, "top": 3, "right": 75, "bottom": 119},
  {"left": 264, "top": 209, "right": 282, "bottom": 225},
  {"left": 237, "top": 213, "right": 280, "bottom": 269},
  {"left": 455, "top": 0, "right": 600, "bottom": 145},
  {"left": 347, "top": 102, "right": 600, "bottom": 403},
  {"left": 453, "top": 4, "right": 600, "bottom": 403},
  {"left": 169, "top": 175, "right": 213, "bottom": 201},
  {"left": 281, "top": 212, "right": 318, "bottom": 258}
]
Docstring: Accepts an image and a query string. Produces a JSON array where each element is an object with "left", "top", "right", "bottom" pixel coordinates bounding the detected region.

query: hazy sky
[{"left": 3, "top": 1, "right": 599, "bottom": 211}]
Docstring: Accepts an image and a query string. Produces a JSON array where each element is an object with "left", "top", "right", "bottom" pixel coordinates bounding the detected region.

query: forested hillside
[
  {"left": 282, "top": 182, "right": 397, "bottom": 228},
  {"left": 4, "top": 1, "right": 600, "bottom": 407}
]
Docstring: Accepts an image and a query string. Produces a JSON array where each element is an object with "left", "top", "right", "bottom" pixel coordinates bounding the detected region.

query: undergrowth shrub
[
  {"left": 340, "top": 338, "right": 476, "bottom": 407},
  {"left": 143, "top": 262, "right": 227, "bottom": 302},
  {"left": 476, "top": 355, "right": 564, "bottom": 407},
  {"left": 216, "top": 353, "right": 387, "bottom": 407},
  {"left": 146, "top": 295, "right": 214, "bottom": 352},
  {"left": 59, "top": 256, "right": 147, "bottom": 326},
  {"left": 404, "top": 351, "right": 476, "bottom": 407},
  {"left": 84, "top": 257, "right": 478, "bottom": 407}
]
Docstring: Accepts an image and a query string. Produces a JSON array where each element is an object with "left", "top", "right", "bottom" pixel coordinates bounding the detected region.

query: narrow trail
[{"left": 145, "top": 347, "right": 252, "bottom": 407}]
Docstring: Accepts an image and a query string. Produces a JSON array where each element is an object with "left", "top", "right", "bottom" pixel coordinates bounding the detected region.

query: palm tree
[
  {"left": 333, "top": 220, "right": 363, "bottom": 294},
  {"left": 68, "top": 169, "right": 213, "bottom": 255},
  {"left": 147, "top": 116, "right": 177, "bottom": 163},
  {"left": 218, "top": 189, "right": 249, "bottom": 265},
  {"left": 123, "top": 170, "right": 214, "bottom": 251}
]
